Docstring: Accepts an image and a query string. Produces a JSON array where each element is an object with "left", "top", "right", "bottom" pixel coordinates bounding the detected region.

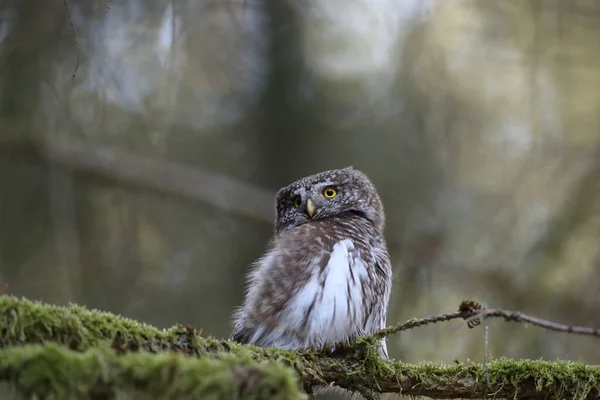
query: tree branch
[
  {"left": 463, "top": 308, "right": 600, "bottom": 337},
  {"left": 0, "top": 296, "right": 598, "bottom": 399},
  {"left": 0, "top": 136, "right": 275, "bottom": 224},
  {"left": 374, "top": 311, "right": 463, "bottom": 338},
  {"left": 376, "top": 300, "right": 600, "bottom": 339},
  {"left": 0, "top": 343, "right": 303, "bottom": 400}
]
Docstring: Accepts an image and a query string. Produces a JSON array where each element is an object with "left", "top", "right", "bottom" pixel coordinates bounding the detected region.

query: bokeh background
[{"left": 1, "top": 0, "right": 599, "bottom": 396}]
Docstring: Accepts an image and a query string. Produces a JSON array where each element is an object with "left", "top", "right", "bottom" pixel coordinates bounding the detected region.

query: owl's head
[{"left": 274, "top": 167, "right": 385, "bottom": 234}]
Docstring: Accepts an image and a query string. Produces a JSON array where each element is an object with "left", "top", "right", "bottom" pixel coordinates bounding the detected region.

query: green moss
[
  {"left": 296, "top": 334, "right": 600, "bottom": 399},
  {"left": 1, "top": 295, "right": 598, "bottom": 399},
  {"left": 0, "top": 295, "right": 179, "bottom": 351},
  {"left": 378, "top": 358, "right": 600, "bottom": 399},
  {"left": 0, "top": 343, "right": 306, "bottom": 400}
]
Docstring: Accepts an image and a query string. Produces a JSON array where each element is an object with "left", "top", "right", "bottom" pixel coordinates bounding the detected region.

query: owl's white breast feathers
[{"left": 285, "top": 238, "right": 369, "bottom": 346}]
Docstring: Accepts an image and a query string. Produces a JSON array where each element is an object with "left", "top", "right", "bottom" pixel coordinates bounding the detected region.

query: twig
[
  {"left": 374, "top": 311, "right": 464, "bottom": 338},
  {"left": 62, "top": 0, "right": 79, "bottom": 81},
  {"left": 464, "top": 308, "right": 600, "bottom": 337},
  {"left": 97, "top": 0, "right": 110, "bottom": 9},
  {"left": 376, "top": 300, "right": 600, "bottom": 339}
]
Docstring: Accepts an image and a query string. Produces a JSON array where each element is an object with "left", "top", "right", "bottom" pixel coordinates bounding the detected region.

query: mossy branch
[
  {"left": 0, "top": 344, "right": 303, "bottom": 400},
  {"left": 0, "top": 295, "right": 598, "bottom": 399}
]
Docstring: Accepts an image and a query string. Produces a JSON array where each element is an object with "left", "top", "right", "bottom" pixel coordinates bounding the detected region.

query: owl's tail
[{"left": 379, "top": 338, "right": 389, "bottom": 359}]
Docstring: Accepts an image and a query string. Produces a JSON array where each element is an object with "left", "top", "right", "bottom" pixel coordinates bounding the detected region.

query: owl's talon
[{"left": 316, "top": 343, "right": 338, "bottom": 354}]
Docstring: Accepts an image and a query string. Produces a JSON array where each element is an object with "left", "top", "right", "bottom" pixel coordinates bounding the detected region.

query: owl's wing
[
  {"left": 364, "top": 252, "right": 393, "bottom": 359},
  {"left": 229, "top": 244, "right": 329, "bottom": 348}
]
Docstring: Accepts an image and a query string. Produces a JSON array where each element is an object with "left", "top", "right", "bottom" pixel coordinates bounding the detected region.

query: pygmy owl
[{"left": 231, "top": 167, "right": 392, "bottom": 358}]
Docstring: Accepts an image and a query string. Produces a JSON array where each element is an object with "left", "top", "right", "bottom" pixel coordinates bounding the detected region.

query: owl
[{"left": 231, "top": 167, "right": 392, "bottom": 359}]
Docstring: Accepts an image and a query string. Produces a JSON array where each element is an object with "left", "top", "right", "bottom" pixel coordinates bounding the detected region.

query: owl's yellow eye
[
  {"left": 293, "top": 196, "right": 302, "bottom": 208},
  {"left": 323, "top": 187, "right": 337, "bottom": 199}
]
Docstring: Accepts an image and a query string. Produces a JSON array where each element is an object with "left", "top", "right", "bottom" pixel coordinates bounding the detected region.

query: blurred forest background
[{"left": 0, "top": 0, "right": 599, "bottom": 394}]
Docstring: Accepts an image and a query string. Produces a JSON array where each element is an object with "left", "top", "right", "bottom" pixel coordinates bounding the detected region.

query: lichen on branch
[{"left": 0, "top": 295, "right": 598, "bottom": 400}]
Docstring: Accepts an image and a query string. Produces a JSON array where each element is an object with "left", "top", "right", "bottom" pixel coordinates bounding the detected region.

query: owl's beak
[{"left": 306, "top": 198, "right": 316, "bottom": 217}]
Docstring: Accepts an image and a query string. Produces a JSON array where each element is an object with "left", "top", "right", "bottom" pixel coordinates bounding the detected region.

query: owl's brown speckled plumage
[{"left": 231, "top": 167, "right": 392, "bottom": 358}]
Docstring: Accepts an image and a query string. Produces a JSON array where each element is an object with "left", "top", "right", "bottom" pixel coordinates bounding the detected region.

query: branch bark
[{"left": 0, "top": 295, "right": 598, "bottom": 400}]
